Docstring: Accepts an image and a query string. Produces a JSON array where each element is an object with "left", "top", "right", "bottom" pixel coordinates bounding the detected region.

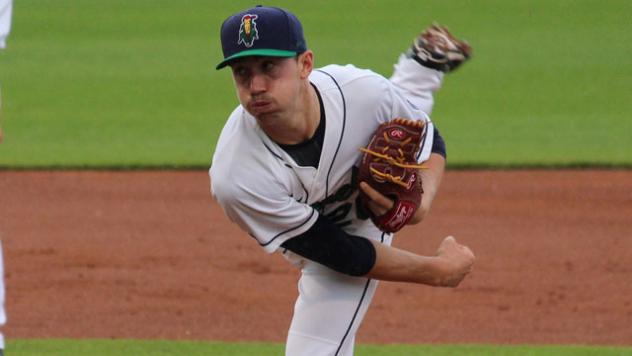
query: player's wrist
[{"left": 413, "top": 255, "right": 453, "bottom": 286}]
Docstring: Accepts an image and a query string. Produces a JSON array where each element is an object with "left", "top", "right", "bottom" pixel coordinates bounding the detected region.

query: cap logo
[{"left": 238, "top": 14, "right": 259, "bottom": 48}]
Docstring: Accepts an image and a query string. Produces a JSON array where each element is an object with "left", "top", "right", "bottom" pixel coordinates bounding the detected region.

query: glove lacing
[{"left": 359, "top": 132, "right": 427, "bottom": 189}]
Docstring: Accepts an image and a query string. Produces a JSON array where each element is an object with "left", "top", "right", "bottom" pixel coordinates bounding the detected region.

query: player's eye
[
  {"left": 233, "top": 67, "right": 247, "bottom": 77},
  {"left": 261, "top": 60, "right": 277, "bottom": 73},
  {"left": 232, "top": 67, "right": 251, "bottom": 82}
]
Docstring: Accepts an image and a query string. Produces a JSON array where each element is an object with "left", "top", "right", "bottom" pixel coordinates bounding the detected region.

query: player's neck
[{"left": 259, "top": 81, "right": 320, "bottom": 145}]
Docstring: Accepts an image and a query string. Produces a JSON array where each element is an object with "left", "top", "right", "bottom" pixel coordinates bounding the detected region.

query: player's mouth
[{"left": 250, "top": 100, "right": 274, "bottom": 114}]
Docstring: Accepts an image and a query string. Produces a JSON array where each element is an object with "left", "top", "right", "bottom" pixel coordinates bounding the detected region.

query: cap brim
[{"left": 216, "top": 49, "right": 297, "bottom": 70}]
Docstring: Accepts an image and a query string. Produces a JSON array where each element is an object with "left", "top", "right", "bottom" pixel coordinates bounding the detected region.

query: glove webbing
[{"left": 359, "top": 146, "right": 427, "bottom": 188}]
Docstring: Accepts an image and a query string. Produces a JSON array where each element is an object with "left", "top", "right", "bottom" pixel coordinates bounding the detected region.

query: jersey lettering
[{"left": 311, "top": 167, "right": 361, "bottom": 227}]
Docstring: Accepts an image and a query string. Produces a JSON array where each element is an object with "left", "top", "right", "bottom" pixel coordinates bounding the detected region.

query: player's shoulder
[
  {"left": 310, "top": 64, "right": 394, "bottom": 110},
  {"left": 212, "top": 106, "right": 252, "bottom": 158},
  {"left": 210, "top": 107, "right": 284, "bottom": 199},
  {"left": 314, "top": 64, "right": 379, "bottom": 80},
  {"left": 311, "top": 64, "right": 389, "bottom": 91},
  {"left": 211, "top": 108, "right": 257, "bottom": 181}
]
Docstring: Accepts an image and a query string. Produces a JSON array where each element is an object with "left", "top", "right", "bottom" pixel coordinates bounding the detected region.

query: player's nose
[{"left": 249, "top": 73, "right": 267, "bottom": 94}]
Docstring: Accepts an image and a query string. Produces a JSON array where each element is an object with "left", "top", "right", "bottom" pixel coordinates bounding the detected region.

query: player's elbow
[
  {"left": 210, "top": 171, "right": 238, "bottom": 206},
  {"left": 408, "top": 205, "right": 429, "bottom": 225}
]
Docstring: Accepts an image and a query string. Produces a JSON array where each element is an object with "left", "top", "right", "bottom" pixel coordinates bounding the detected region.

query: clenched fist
[{"left": 433, "top": 236, "right": 475, "bottom": 287}]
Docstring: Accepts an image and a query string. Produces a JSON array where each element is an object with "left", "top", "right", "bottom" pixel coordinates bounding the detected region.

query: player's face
[{"left": 229, "top": 55, "right": 305, "bottom": 120}]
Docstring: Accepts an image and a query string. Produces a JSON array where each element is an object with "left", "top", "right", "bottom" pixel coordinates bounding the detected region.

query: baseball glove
[
  {"left": 410, "top": 23, "right": 472, "bottom": 73},
  {"left": 358, "top": 118, "right": 427, "bottom": 233}
]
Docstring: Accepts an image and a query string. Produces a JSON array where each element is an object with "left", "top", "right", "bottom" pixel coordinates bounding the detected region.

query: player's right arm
[
  {"left": 367, "top": 235, "right": 474, "bottom": 287},
  {"left": 282, "top": 214, "right": 474, "bottom": 287}
]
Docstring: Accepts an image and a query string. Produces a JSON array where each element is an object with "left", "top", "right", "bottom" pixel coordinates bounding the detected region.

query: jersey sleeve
[
  {"left": 389, "top": 54, "right": 444, "bottom": 115},
  {"left": 384, "top": 78, "right": 436, "bottom": 164},
  {"left": 210, "top": 167, "right": 319, "bottom": 254}
]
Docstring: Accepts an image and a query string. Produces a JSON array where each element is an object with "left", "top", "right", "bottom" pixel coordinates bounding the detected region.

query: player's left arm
[
  {"left": 410, "top": 152, "right": 444, "bottom": 224},
  {"left": 359, "top": 153, "right": 443, "bottom": 225},
  {"left": 410, "top": 125, "right": 446, "bottom": 223},
  {"left": 359, "top": 126, "right": 447, "bottom": 225}
]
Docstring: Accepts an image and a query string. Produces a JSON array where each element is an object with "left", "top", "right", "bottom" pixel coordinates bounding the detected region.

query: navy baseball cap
[{"left": 216, "top": 5, "right": 307, "bottom": 70}]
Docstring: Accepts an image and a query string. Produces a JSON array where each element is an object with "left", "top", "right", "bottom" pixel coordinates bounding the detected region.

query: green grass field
[
  {"left": 1, "top": 0, "right": 630, "bottom": 168},
  {"left": 10, "top": 339, "right": 632, "bottom": 356}
]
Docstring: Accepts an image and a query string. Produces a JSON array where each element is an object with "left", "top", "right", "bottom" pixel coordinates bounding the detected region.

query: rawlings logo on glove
[{"left": 358, "top": 118, "right": 427, "bottom": 233}]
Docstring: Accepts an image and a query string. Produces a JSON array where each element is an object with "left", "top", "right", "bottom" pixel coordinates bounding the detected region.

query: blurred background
[{"left": 0, "top": 0, "right": 630, "bottom": 168}]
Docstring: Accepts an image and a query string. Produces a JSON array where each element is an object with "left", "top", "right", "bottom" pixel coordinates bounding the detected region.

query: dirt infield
[{"left": 1, "top": 170, "right": 631, "bottom": 345}]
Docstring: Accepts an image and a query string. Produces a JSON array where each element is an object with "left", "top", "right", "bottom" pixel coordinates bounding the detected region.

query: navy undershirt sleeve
[
  {"left": 281, "top": 214, "right": 377, "bottom": 277},
  {"left": 431, "top": 126, "right": 447, "bottom": 159}
]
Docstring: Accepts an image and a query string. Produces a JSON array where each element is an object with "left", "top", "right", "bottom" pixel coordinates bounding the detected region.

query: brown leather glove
[{"left": 358, "top": 118, "right": 427, "bottom": 233}]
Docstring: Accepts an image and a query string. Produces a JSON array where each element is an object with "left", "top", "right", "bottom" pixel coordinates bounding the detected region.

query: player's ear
[{"left": 297, "top": 50, "right": 314, "bottom": 79}]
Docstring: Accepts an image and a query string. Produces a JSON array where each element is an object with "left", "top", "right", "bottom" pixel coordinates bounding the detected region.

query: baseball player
[
  {"left": 0, "top": 0, "right": 12, "bottom": 144},
  {"left": 210, "top": 6, "right": 474, "bottom": 355},
  {"left": 0, "top": 0, "right": 11, "bottom": 353}
]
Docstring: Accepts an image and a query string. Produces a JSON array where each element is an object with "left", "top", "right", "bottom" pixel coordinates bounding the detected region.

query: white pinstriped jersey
[{"left": 210, "top": 64, "right": 435, "bottom": 253}]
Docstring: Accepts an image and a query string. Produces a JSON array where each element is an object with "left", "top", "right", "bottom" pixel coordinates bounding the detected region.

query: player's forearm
[
  {"left": 365, "top": 239, "right": 451, "bottom": 286},
  {"left": 410, "top": 153, "right": 445, "bottom": 224}
]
